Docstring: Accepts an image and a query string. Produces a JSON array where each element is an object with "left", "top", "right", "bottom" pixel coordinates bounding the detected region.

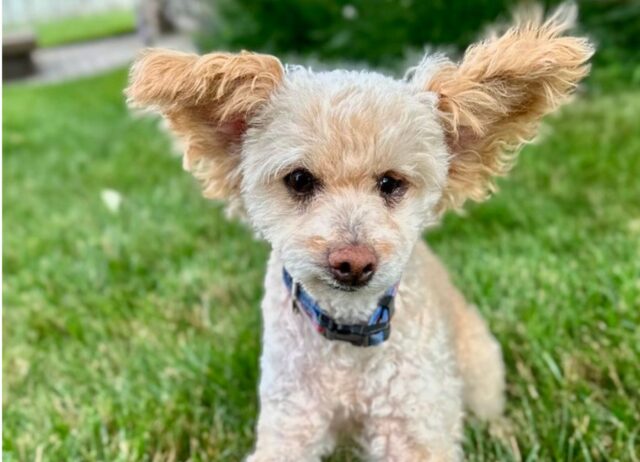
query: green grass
[
  {"left": 32, "top": 10, "right": 136, "bottom": 48},
  {"left": 3, "top": 70, "right": 639, "bottom": 461}
]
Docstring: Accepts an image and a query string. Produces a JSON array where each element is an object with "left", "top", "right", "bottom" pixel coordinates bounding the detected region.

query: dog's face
[
  {"left": 127, "top": 7, "right": 592, "bottom": 305},
  {"left": 241, "top": 71, "right": 448, "bottom": 297}
]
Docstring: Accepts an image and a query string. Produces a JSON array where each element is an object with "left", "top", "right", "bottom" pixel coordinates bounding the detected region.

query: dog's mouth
[
  {"left": 315, "top": 272, "right": 371, "bottom": 293},
  {"left": 326, "top": 280, "right": 360, "bottom": 293}
]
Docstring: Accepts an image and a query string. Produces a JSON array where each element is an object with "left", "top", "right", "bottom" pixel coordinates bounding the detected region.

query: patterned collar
[{"left": 282, "top": 268, "right": 397, "bottom": 347}]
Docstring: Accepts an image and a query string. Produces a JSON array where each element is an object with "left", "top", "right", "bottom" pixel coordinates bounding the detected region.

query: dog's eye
[
  {"left": 378, "top": 173, "right": 406, "bottom": 203},
  {"left": 284, "top": 168, "right": 317, "bottom": 197}
]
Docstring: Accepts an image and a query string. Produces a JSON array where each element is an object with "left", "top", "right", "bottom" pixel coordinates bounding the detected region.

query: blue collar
[{"left": 282, "top": 268, "right": 397, "bottom": 347}]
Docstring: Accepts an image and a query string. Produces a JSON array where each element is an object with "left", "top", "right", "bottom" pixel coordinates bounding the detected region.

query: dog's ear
[
  {"left": 413, "top": 4, "right": 594, "bottom": 210},
  {"left": 126, "top": 49, "right": 284, "bottom": 202}
]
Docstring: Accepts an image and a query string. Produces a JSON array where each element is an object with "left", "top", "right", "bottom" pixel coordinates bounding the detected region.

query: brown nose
[{"left": 328, "top": 245, "right": 378, "bottom": 287}]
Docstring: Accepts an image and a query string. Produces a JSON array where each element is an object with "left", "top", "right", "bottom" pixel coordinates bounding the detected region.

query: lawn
[
  {"left": 3, "top": 70, "right": 639, "bottom": 461},
  {"left": 30, "top": 10, "right": 136, "bottom": 48}
]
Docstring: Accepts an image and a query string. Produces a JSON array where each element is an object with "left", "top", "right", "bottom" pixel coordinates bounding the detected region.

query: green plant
[
  {"left": 195, "top": 0, "right": 639, "bottom": 80},
  {"left": 35, "top": 9, "right": 136, "bottom": 47}
]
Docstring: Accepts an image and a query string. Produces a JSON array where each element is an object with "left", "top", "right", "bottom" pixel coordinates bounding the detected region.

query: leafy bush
[{"left": 195, "top": 0, "right": 639, "bottom": 73}]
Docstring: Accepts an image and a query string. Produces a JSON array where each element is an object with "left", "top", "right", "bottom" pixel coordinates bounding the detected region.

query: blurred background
[
  {"left": 3, "top": 1, "right": 640, "bottom": 461},
  {"left": 3, "top": 0, "right": 639, "bottom": 85}
]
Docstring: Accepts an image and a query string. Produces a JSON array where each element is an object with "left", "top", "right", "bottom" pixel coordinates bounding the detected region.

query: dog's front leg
[
  {"left": 246, "top": 392, "right": 335, "bottom": 462},
  {"left": 358, "top": 352, "right": 463, "bottom": 462},
  {"left": 361, "top": 417, "right": 461, "bottom": 462}
]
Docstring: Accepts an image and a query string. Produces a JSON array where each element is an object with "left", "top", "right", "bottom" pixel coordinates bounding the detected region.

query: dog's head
[{"left": 127, "top": 5, "right": 592, "bottom": 313}]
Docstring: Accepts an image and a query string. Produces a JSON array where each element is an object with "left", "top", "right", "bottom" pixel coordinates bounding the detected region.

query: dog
[{"left": 127, "top": 4, "right": 592, "bottom": 460}]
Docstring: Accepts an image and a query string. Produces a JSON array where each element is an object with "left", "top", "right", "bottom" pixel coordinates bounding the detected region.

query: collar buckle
[{"left": 323, "top": 321, "right": 390, "bottom": 347}]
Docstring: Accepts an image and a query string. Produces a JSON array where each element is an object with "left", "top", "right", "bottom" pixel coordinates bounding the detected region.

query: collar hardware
[
  {"left": 291, "top": 282, "right": 301, "bottom": 313},
  {"left": 283, "top": 268, "right": 397, "bottom": 347}
]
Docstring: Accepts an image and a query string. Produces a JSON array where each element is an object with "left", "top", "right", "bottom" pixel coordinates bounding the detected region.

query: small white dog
[{"left": 127, "top": 5, "right": 592, "bottom": 461}]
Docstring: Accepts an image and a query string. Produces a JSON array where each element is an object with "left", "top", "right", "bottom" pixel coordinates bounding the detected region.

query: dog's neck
[
  {"left": 283, "top": 268, "right": 395, "bottom": 346},
  {"left": 316, "top": 288, "right": 388, "bottom": 325},
  {"left": 286, "top": 271, "right": 393, "bottom": 325}
]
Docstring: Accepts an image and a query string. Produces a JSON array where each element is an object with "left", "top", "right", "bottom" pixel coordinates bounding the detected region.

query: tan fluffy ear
[
  {"left": 421, "top": 4, "right": 594, "bottom": 210},
  {"left": 126, "top": 49, "right": 283, "bottom": 202}
]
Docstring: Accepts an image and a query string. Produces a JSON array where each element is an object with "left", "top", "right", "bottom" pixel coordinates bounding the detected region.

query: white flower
[
  {"left": 101, "top": 189, "right": 122, "bottom": 213},
  {"left": 342, "top": 5, "right": 358, "bottom": 20}
]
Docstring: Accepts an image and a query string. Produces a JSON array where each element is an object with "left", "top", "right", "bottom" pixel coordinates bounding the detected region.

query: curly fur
[
  {"left": 127, "top": 50, "right": 283, "bottom": 207},
  {"left": 414, "top": 3, "right": 594, "bottom": 209},
  {"left": 127, "top": 4, "right": 592, "bottom": 460}
]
